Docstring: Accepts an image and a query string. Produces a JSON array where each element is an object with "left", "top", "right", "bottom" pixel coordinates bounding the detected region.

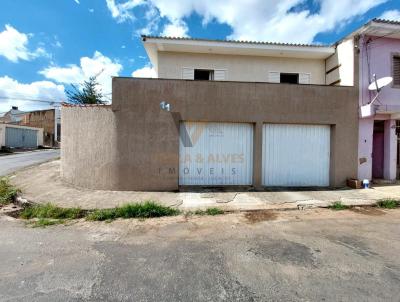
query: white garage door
[
  {"left": 262, "top": 124, "right": 330, "bottom": 186},
  {"left": 179, "top": 122, "right": 253, "bottom": 185}
]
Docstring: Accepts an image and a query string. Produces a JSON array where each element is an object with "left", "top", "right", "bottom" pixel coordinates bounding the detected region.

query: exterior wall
[
  {"left": 19, "top": 109, "right": 56, "bottom": 146},
  {"left": 61, "top": 106, "right": 118, "bottom": 189},
  {"left": 62, "top": 78, "right": 358, "bottom": 191},
  {"left": 0, "top": 124, "right": 44, "bottom": 147},
  {"left": 157, "top": 52, "right": 326, "bottom": 85},
  {"left": 358, "top": 36, "right": 400, "bottom": 180},
  {"left": 326, "top": 39, "right": 355, "bottom": 86}
]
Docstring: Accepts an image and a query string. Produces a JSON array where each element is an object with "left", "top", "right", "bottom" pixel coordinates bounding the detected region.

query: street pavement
[
  {"left": 0, "top": 150, "right": 60, "bottom": 176},
  {"left": 1, "top": 208, "right": 399, "bottom": 301}
]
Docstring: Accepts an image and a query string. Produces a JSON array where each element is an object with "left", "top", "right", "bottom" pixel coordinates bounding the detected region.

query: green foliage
[
  {"left": 20, "top": 203, "right": 85, "bottom": 219},
  {"left": 0, "top": 178, "right": 19, "bottom": 205},
  {"left": 66, "top": 75, "right": 106, "bottom": 104},
  {"left": 377, "top": 199, "right": 399, "bottom": 209},
  {"left": 192, "top": 208, "right": 225, "bottom": 216},
  {"left": 28, "top": 218, "right": 65, "bottom": 228},
  {"left": 329, "top": 201, "right": 349, "bottom": 210},
  {"left": 86, "top": 202, "right": 181, "bottom": 221}
]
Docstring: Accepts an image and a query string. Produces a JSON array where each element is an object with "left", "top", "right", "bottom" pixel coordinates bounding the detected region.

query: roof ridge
[{"left": 141, "top": 35, "right": 332, "bottom": 48}]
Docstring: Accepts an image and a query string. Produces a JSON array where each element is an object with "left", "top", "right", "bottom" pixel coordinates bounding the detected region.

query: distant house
[
  {"left": 0, "top": 106, "right": 26, "bottom": 124},
  {"left": 0, "top": 107, "right": 61, "bottom": 147}
]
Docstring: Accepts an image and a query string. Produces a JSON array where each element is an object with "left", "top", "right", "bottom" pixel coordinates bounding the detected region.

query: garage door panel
[
  {"left": 5, "top": 127, "right": 38, "bottom": 148},
  {"left": 263, "top": 124, "right": 330, "bottom": 186},
  {"left": 179, "top": 122, "right": 253, "bottom": 185}
]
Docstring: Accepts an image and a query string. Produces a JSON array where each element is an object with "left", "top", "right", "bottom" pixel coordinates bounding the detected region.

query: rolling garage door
[
  {"left": 262, "top": 124, "right": 330, "bottom": 186},
  {"left": 179, "top": 122, "right": 253, "bottom": 185},
  {"left": 5, "top": 127, "right": 38, "bottom": 148}
]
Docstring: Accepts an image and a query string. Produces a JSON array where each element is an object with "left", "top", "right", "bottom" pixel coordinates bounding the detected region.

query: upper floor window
[
  {"left": 393, "top": 55, "right": 400, "bottom": 88},
  {"left": 280, "top": 73, "right": 299, "bottom": 84},
  {"left": 194, "top": 69, "right": 214, "bottom": 80}
]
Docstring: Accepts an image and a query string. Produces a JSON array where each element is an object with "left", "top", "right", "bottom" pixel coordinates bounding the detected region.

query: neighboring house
[
  {"left": 62, "top": 32, "right": 359, "bottom": 191},
  {"left": 19, "top": 108, "right": 61, "bottom": 147},
  {"left": 0, "top": 107, "right": 61, "bottom": 147},
  {"left": 0, "top": 106, "right": 26, "bottom": 124},
  {"left": 328, "top": 19, "right": 400, "bottom": 182}
]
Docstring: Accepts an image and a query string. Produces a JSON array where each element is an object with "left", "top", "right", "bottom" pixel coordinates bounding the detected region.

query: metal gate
[
  {"left": 179, "top": 122, "right": 253, "bottom": 185},
  {"left": 262, "top": 124, "right": 330, "bottom": 186},
  {"left": 5, "top": 127, "right": 38, "bottom": 148}
]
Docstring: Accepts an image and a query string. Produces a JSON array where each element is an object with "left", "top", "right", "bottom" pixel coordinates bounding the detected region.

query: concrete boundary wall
[{"left": 62, "top": 78, "right": 358, "bottom": 191}]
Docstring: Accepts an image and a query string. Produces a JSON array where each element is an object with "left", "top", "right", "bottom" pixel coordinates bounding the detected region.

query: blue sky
[{"left": 0, "top": 0, "right": 399, "bottom": 113}]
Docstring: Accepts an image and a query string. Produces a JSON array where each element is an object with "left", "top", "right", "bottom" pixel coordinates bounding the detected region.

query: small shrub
[
  {"left": 86, "top": 201, "right": 180, "bottom": 221},
  {"left": 377, "top": 199, "right": 399, "bottom": 209},
  {"left": 193, "top": 208, "right": 224, "bottom": 216},
  {"left": 20, "top": 203, "right": 85, "bottom": 219},
  {"left": 0, "top": 178, "right": 19, "bottom": 205},
  {"left": 329, "top": 201, "right": 349, "bottom": 210},
  {"left": 28, "top": 218, "right": 65, "bottom": 228}
]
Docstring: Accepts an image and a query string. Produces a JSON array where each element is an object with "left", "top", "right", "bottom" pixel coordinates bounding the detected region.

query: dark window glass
[
  {"left": 194, "top": 69, "right": 214, "bottom": 80},
  {"left": 280, "top": 73, "right": 299, "bottom": 84}
]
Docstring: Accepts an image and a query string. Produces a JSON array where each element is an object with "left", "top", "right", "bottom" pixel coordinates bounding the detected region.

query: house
[
  {"left": 1, "top": 107, "right": 61, "bottom": 147},
  {"left": 326, "top": 19, "right": 400, "bottom": 182},
  {"left": 0, "top": 106, "right": 26, "bottom": 124},
  {"left": 356, "top": 19, "right": 400, "bottom": 182},
  {"left": 62, "top": 31, "right": 361, "bottom": 191},
  {"left": 19, "top": 108, "right": 61, "bottom": 147}
]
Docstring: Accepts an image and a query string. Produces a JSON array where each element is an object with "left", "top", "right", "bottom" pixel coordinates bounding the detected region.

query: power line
[{"left": 0, "top": 96, "right": 64, "bottom": 104}]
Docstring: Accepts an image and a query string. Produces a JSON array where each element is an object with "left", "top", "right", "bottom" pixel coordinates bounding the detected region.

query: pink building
[{"left": 356, "top": 19, "right": 400, "bottom": 181}]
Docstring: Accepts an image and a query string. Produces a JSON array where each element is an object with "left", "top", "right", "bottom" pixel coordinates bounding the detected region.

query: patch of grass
[
  {"left": 20, "top": 203, "right": 85, "bottom": 219},
  {"left": 0, "top": 178, "right": 19, "bottom": 205},
  {"left": 86, "top": 201, "right": 180, "bottom": 221},
  {"left": 193, "top": 208, "right": 225, "bottom": 216},
  {"left": 329, "top": 201, "right": 349, "bottom": 210},
  {"left": 28, "top": 218, "right": 65, "bottom": 228},
  {"left": 377, "top": 199, "right": 399, "bottom": 209}
]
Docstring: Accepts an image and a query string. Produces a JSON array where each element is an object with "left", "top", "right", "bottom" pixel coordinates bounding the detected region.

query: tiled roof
[
  {"left": 62, "top": 103, "right": 111, "bottom": 108},
  {"left": 141, "top": 35, "right": 331, "bottom": 48},
  {"left": 372, "top": 18, "right": 400, "bottom": 25}
]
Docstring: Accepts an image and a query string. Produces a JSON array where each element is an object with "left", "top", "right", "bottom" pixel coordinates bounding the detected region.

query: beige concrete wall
[
  {"left": 61, "top": 106, "right": 120, "bottom": 190},
  {"left": 326, "top": 38, "right": 354, "bottom": 86},
  {"left": 62, "top": 78, "right": 358, "bottom": 191},
  {"left": 158, "top": 52, "right": 326, "bottom": 84}
]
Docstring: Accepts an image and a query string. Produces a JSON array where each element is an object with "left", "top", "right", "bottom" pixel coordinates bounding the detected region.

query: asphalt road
[
  {"left": 0, "top": 150, "right": 60, "bottom": 176},
  {"left": 1, "top": 208, "right": 399, "bottom": 301}
]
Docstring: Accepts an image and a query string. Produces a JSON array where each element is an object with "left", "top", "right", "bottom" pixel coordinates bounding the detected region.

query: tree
[{"left": 66, "top": 76, "right": 106, "bottom": 104}]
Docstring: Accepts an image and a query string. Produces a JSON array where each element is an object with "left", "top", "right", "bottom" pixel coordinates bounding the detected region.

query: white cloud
[
  {"left": 379, "top": 10, "right": 400, "bottom": 21},
  {"left": 74, "top": 0, "right": 80, "bottom": 4},
  {"left": 39, "top": 51, "right": 123, "bottom": 95},
  {"left": 132, "top": 65, "right": 156, "bottom": 78},
  {"left": 0, "top": 24, "right": 49, "bottom": 62},
  {"left": 106, "top": 0, "right": 387, "bottom": 43},
  {"left": 105, "top": 0, "right": 145, "bottom": 22},
  {"left": 0, "top": 76, "right": 65, "bottom": 112},
  {"left": 162, "top": 20, "right": 188, "bottom": 37},
  {"left": 89, "top": 8, "right": 95, "bottom": 13}
]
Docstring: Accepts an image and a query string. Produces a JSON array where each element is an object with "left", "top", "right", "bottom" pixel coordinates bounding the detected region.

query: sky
[{"left": 0, "top": 0, "right": 399, "bottom": 113}]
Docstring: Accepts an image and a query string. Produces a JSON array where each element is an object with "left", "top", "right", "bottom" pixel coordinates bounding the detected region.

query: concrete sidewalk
[{"left": 9, "top": 160, "right": 400, "bottom": 210}]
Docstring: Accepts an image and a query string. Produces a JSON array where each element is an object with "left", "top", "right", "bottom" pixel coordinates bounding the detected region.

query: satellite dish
[{"left": 368, "top": 76, "right": 392, "bottom": 91}]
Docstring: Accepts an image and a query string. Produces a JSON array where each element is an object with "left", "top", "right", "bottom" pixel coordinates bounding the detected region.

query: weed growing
[
  {"left": 377, "top": 199, "right": 399, "bottom": 209},
  {"left": 0, "top": 178, "right": 19, "bottom": 205},
  {"left": 329, "top": 201, "right": 349, "bottom": 210}
]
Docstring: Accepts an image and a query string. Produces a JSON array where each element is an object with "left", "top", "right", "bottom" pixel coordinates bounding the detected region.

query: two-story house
[{"left": 62, "top": 31, "right": 360, "bottom": 191}]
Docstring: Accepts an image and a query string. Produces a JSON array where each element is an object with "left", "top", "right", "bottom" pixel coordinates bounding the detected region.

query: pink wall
[
  {"left": 359, "top": 36, "right": 400, "bottom": 107},
  {"left": 358, "top": 36, "right": 399, "bottom": 180}
]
